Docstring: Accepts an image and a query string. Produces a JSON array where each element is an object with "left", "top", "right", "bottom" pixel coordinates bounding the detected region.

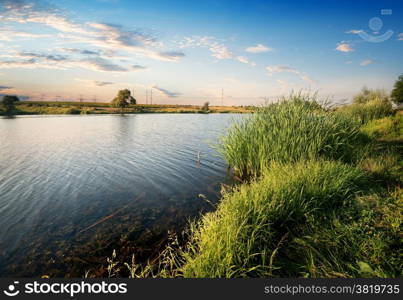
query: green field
[{"left": 0, "top": 101, "right": 253, "bottom": 115}]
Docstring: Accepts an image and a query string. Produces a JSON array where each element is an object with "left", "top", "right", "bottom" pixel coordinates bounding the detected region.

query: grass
[
  {"left": 64, "top": 93, "right": 400, "bottom": 278},
  {"left": 360, "top": 114, "right": 403, "bottom": 140},
  {"left": 220, "top": 94, "right": 368, "bottom": 179},
  {"left": 0, "top": 101, "right": 253, "bottom": 115},
  {"left": 171, "top": 97, "right": 401, "bottom": 278},
  {"left": 180, "top": 160, "right": 369, "bottom": 277},
  {"left": 336, "top": 99, "right": 393, "bottom": 124}
]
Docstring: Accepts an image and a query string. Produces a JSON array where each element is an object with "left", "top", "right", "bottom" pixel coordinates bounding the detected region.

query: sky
[{"left": 0, "top": 0, "right": 402, "bottom": 105}]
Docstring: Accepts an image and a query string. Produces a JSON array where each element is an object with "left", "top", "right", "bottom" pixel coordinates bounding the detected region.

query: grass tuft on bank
[
  {"left": 180, "top": 160, "right": 369, "bottom": 277},
  {"left": 220, "top": 94, "right": 368, "bottom": 179}
]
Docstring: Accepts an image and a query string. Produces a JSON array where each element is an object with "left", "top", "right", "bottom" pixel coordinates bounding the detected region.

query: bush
[
  {"left": 337, "top": 99, "right": 393, "bottom": 124},
  {"left": 391, "top": 74, "right": 403, "bottom": 105},
  {"left": 360, "top": 115, "right": 402, "bottom": 139},
  {"left": 200, "top": 102, "right": 210, "bottom": 113},
  {"left": 180, "top": 160, "right": 368, "bottom": 277},
  {"left": 353, "top": 87, "right": 389, "bottom": 104},
  {"left": 65, "top": 108, "right": 81, "bottom": 114},
  {"left": 220, "top": 95, "right": 365, "bottom": 178}
]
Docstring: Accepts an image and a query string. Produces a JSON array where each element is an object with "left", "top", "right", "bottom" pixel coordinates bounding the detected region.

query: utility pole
[
  {"left": 146, "top": 89, "right": 148, "bottom": 105},
  {"left": 150, "top": 88, "right": 153, "bottom": 105},
  {"left": 94, "top": 95, "right": 97, "bottom": 103},
  {"left": 221, "top": 88, "right": 224, "bottom": 106},
  {"left": 79, "top": 94, "right": 83, "bottom": 103}
]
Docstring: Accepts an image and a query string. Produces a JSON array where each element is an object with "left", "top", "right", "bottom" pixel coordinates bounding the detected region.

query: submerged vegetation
[{"left": 100, "top": 90, "right": 401, "bottom": 278}]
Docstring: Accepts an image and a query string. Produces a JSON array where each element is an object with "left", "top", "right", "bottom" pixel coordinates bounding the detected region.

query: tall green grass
[
  {"left": 180, "top": 160, "right": 368, "bottom": 277},
  {"left": 220, "top": 95, "right": 366, "bottom": 178},
  {"left": 99, "top": 96, "right": 401, "bottom": 279},
  {"left": 337, "top": 99, "right": 393, "bottom": 124},
  {"left": 360, "top": 114, "right": 403, "bottom": 139}
]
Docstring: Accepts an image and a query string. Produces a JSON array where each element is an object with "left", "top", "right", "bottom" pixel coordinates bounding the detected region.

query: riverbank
[
  {"left": 0, "top": 101, "right": 254, "bottom": 116},
  {"left": 102, "top": 94, "right": 402, "bottom": 278}
]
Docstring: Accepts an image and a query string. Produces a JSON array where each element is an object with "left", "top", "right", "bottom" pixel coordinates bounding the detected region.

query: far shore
[{"left": 0, "top": 101, "right": 254, "bottom": 116}]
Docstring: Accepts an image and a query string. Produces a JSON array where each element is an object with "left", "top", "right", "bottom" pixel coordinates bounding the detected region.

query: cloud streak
[
  {"left": 132, "top": 64, "right": 147, "bottom": 71},
  {"left": 75, "top": 79, "right": 115, "bottom": 86},
  {"left": 0, "top": 85, "right": 13, "bottom": 92},
  {"left": 360, "top": 59, "right": 373, "bottom": 66},
  {"left": 345, "top": 29, "right": 363, "bottom": 34},
  {"left": 0, "top": 50, "right": 131, "bottom": 72},
  {"left": 236, "top": 56, "right": 256, "bottom": 66},
  {"left": 266, "top": 65, "right": 315, "bottom": 84},
  {"left": 153, "top": 86, "right": 181, "bottom": 98},
  {"left": 245, "top": 44, "right": 272, "bottom": 53},
  {"left": 336, "top": 42, "right": 354, "bottom": 53},
  {"left": 179, "top": 36, "right": 233, "bottom": 59},
  {"left": 0, "top": 0, "right": 185, "bottom": 63}
]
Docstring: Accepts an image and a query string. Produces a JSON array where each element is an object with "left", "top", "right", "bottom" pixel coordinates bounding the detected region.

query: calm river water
[{"left": 0, "top": 113, "right": 238, "bottom": 276}]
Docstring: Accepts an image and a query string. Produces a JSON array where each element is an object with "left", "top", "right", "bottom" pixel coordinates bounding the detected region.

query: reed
[
  {"left": 337, "top": 99, "right": 393, "bottom": 124},
  {"left": 180, "top": 160, "right": 370, "bottom": 277},
  {"left": 220, "top": 94, "right": 366, "bottom": 179},
  {"left": 102, "top": 96, "right": 402, "bottom": 279}
]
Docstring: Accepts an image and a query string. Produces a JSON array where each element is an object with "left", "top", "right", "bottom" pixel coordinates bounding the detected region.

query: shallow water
[{"left": 0, "top": 113, "right": 237, "bottom": 276}]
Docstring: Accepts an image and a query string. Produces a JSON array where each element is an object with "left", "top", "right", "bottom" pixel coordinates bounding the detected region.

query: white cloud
[
  {"left": 276, "top": 79, "right": 288, "bottom": 89},
  {"left": 0, "top": 1, "right": 185, "bottom": 63},
  {"left": 236, "top": 56, "right": 255, "bottom": 66},
  {"left": 236, "top": 56, "right": 249, "bottom": 64},
  {"left": 0, "top": 58, "right": 66, "bottom": 70},
  {"left": 336, "top": 43, "right": 354, "bottom": 53},
  {"left": 70, "top": 57, "right": 128, "bottom": 72},
  {"left": 2, "top": 1, "right": 90, "bottom": 34},
  {"left": 398, "top": 33, "right": 403, "bottom": 41},
  {"left": 360, "top": 59, "right": 373, "bottom": 66},
  {"left": 60, "top": 48, "right": 99, "bottom": 55},
  {"left": 210, "top": 44, "right": 232, "bottom": 59},
  {"left": 345, "top": 29, "right": 363, "bottom": 34},
  {"left": 245, "top": 44, "right": 272, "bottom": 53},
  {"left": 0, "top": 50, "right": 130, "bottom": 72},
  {"left": 0, "top": 28, "right": 51, "bottom": 41},
  {"left": 266, "top": 65, "right": 315, "bottom": 84},
  {"left": 180, "top": 36, "right": 258, "bottom": 66},
  {"left": 179, "top": 36, "right": 232, "bottom": 59},
  {"left": 75, "top": 79, "right": 114, "bottom": 86}
]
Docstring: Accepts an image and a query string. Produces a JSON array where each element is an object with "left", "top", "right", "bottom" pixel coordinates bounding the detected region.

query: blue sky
[{"left": 0, "top": 0, "right": 402, "bottom": 105}]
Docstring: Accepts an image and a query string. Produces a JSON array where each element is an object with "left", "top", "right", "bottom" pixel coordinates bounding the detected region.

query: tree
[
  {"left": 1, "top": 95, "right": 19, "bottom": 114},
  {"left": 391, "top": 74, "right": 403, "bottom": 105},
  {"left": 352, "top": 87, "right": 389, "bottom": 104},
  {"left": 201, "top": 101, "right": 209, "bottom": 112},
  {"left": 111, "top": 89, "right": 136, "bottom": 111}
]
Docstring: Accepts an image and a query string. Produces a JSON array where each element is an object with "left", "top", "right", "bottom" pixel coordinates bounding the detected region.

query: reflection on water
[{"left": 0, "top": 113, "right": 238, "bottom": 277}]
